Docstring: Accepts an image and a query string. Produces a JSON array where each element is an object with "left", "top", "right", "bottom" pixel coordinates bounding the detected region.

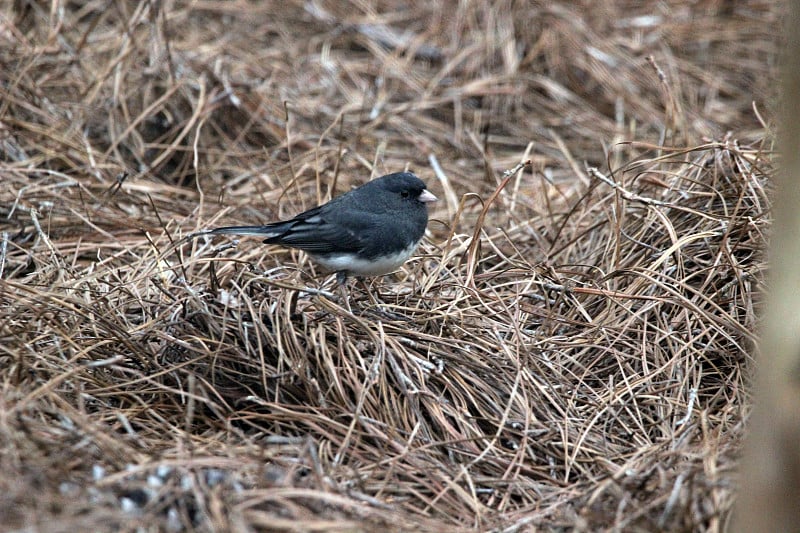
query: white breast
[{"left": 311, "top": 241, "right": 420, "bottom": 276}]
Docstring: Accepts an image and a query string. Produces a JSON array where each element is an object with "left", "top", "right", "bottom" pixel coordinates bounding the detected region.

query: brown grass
[{"left": 0, "top": 1, "right": 779, "bottom": 531}]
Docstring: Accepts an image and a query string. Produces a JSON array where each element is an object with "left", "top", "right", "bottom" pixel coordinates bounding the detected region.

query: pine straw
[{"left": 0, "top": 1, "right": 778, "bottom": 531}]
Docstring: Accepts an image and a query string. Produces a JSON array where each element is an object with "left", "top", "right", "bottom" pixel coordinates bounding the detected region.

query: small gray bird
[{"left": 203, "top": 172, "right": 437, "bottom": 284}]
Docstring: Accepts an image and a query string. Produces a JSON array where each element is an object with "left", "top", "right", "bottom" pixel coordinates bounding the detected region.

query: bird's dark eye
[{"left": 401, "top": 191, "right": 410, "bottom": 198}]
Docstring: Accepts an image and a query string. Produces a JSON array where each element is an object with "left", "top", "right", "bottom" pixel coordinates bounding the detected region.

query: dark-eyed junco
[{"left": 203, "top": 172, "right": 437, "bottom": 284}]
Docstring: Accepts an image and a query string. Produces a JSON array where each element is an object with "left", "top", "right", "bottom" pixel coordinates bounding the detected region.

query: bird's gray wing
[{"left": 265, "top": 208, "right": 376, "bottom": 254}]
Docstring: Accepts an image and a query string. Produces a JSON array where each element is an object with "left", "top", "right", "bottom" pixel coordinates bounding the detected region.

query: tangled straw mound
[{"left": 0, "top": 1, "right": 778, "bottom": 531}]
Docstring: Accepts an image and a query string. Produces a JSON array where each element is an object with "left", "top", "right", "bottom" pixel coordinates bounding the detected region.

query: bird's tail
[{"left": 202, "top": 225, "right": 284, "bottom": 239}]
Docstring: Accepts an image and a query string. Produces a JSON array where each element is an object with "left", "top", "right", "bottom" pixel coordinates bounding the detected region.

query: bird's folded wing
[{"left": 265, "top": 211, "right": 376, "bottom": 254}]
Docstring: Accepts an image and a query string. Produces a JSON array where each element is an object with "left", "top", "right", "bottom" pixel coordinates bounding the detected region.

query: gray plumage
[{"left": 204, "top": 172, "right": 437, "bottom": 283}]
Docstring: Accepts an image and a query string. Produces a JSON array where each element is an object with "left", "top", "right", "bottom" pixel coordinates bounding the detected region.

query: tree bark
[{"left": 733, "top": 3, "right": 800, "bottom": 532}]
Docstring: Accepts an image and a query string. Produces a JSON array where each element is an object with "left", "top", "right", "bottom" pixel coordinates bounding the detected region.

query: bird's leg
[{"left": 336, "top": 271, "right": 353, "bottom": 313}]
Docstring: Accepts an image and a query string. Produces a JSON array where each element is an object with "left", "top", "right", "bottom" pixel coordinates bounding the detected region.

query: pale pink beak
[{"left": 419, "top": 189, "right": 437, "bottom": 203}]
